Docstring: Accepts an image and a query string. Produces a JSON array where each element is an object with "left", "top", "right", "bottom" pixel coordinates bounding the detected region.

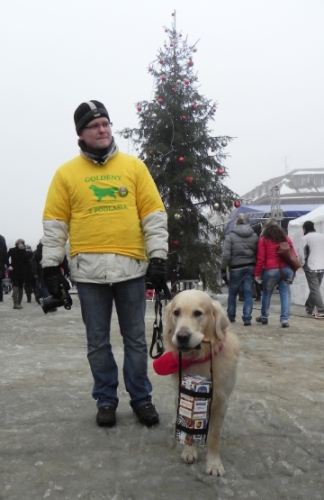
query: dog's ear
[
  {"left": 212, "top": 300, "right": 229, "bottom": 341},
  {"left": 164, "top": 302, "right": 173, "bottom": 336},
  {"left": 163, "top": 302, "right": 174, "bottom": 349}
]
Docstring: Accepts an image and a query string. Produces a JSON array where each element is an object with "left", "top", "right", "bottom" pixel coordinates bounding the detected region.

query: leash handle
[{"left": 149, "top": 292, "right": 165, "bottom": 359}]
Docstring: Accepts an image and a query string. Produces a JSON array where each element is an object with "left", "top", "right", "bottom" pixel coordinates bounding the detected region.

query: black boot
[
  {"left": 17, "top": 287, "right": 24, "bottom": 309},
  {"left": 12, "top": 287, "right": 20, "bottom": 309}
]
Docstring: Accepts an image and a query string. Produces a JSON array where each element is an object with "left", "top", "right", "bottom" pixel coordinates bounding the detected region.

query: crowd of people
[
  {"left": 221, "top": 215, "right": 324, "bottom": 327},
  {"left": 0, "top": 236, "right": 70, "bottom": 309}
]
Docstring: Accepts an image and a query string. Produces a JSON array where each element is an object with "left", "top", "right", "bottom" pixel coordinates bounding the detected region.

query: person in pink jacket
[{"left": 254, "top": 219, "right": 297, "bottom": 328}]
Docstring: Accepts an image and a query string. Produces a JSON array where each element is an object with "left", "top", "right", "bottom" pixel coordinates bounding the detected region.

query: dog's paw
[
  {"left": 206, "top": 454, "right": 225, "bottom": 476},
  {"left": 181, "top": 445, "right": 198, "bottom": 464}
]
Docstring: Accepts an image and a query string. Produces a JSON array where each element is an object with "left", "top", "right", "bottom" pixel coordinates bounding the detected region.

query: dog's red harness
[{"left": 153, "top": 334, "right": 226, "bottom": 376}]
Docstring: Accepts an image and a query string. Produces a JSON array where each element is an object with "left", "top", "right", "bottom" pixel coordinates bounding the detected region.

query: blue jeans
[
  {"left": 77, "top": 277, "right": 152, "bottom": 410},
  {"left": 261, "top": 267, "right": 294, "bottom": 324},
  {"left": 227, "top": 266, "right": 255, "bottom": 322}
]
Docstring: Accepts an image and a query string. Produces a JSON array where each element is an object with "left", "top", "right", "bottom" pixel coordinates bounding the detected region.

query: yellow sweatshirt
[{"left": 43, "top": 152, "right": 165, "bottom": 260}]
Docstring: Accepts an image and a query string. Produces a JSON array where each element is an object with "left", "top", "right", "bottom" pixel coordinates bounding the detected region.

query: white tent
[{"left": 288, "top": 204, "right": 324, "bottom": 305}]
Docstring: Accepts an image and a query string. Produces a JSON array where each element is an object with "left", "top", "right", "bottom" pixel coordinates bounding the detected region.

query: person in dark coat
[
  {"left": 221, "top": 214, "right": 259, "bottom": 326},
  {"left": 7, "top": 239, "right": 27, "bottom": 309},
  {"left": 0, "top": 234, "right": 8, "bottom": 302}
]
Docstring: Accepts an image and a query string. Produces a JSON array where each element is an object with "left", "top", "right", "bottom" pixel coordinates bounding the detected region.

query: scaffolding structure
[{"left": 270, "top": 185, "right": 283, "bottom": 223}]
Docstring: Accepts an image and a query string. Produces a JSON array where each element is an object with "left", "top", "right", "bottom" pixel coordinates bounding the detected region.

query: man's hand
[
  {"left": 146, "top": 258, "right": 171, "bottom": 299},
  {"left": 43, "top": 266, "right": 70, "bottom": 299},
  {"left": 255, "top": 276, "right": 263, "bottom": 284}
]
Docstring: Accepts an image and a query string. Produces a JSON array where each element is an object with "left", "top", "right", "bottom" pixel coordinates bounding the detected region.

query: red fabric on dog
[
  {"left": 152, "top": 341, "right": 225, "bottom": 376},
  {"left": 153, "top": 351, "right": 192, "bottom": 375}
]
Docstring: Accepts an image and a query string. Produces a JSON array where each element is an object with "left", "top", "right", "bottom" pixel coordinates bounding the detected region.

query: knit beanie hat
[
  {"left": 302, "top": 220, "right": 315, "bottom": 233},
  {"left": 74, "top": 100, "right": 110, "bottom": 135}
]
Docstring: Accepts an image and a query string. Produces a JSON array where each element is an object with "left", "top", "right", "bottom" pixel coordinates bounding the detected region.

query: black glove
[
  {"left": 146, "top": 258, "right": 172, "bottom": 300},
  {"left": 221, "top": 269, "right": 229, "bottom": 286},
  {"left": 43, "top": 266, "right": 71, "bottom": 299}
]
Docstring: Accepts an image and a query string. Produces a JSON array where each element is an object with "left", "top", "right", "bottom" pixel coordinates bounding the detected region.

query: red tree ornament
[
  {"left": 234, "top": 201, "right": 241, "bottom": 208},
  {"left": 188, "top": 60, "right": 194, "bottom": 67},
  {"left": 217, "top": 168, "right": 224, "bottom": 175},
  {"left": 159, "top": 59, "right": 164, "bottom": 64},
  {"left": 184, "top": 79, "right": 190, "bottom": 85},
  {"left": 136, "top": 106, "right": 142, "bottom": 112},
  {"left": 171, "top": 87, "right": 176, "bottom": 92},
  {"left": 178, "top": 157, "right": 184, "bottom": 163},
  {"left": 212, "top": 108, "right": 217, "bottom": 113},
  {"left": 181, "top": 115, "right": 186, "bottom": 120},
  {"left": 148, "top": 67, "right": 152, "bottom": 72},
  {"left": 192, "top": 103, "right": 197, "bottom": 110},
  {"left": 161, "top": 75, "right": 167, "bottom": 81},
  {"left": 173, "top": 240, "right": 179, "bottom": 246},
  {"left": 186, "top": 176, "right": 193, "bottom": 183},
  {"left": 157, "top": 98, "right": 163, "bottom": 104}
]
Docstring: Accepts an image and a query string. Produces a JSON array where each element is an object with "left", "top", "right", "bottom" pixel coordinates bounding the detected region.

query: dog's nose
[{"left": 176, "top": 330, "right": 190, "bottom": 345}]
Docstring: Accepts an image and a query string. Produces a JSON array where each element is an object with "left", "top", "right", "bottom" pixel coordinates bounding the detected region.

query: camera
[{"left": 40, "top": 287, "right": 73, "bottom": 314}]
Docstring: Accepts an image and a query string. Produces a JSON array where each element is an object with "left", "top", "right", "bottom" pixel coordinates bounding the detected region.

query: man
[
  {"left": 221, "top": 214, "right": 258, "bottom": 326},
  {"left": 7, "top": 239, "right": 27, "bottom": 309},
  {"left": 42, "top": 100, "right": 169, "bottom": 427},
  {"left": 298, "top": 220, "right": 324, "bottom": 319},
  {"left": 0, "top": 234, "right": 7, "bottom": 302}
]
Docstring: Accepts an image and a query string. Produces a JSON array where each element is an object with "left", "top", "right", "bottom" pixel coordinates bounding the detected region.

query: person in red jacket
[{"left": 254, "top": 219, "right": 297, "bottom": 328}]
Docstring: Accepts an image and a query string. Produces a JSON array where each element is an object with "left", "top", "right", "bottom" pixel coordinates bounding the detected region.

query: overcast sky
[{"left": 1, "top": 0, "right": 323, "bottom": 248}]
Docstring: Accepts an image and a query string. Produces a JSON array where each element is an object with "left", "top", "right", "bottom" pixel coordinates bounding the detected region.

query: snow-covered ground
[{"left": 1, "top": 292, "right": 323, "bottom": 500}]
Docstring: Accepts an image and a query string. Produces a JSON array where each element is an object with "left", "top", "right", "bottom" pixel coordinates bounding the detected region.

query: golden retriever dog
[{"left": 164, "top": 289, "right": 239, "bottom": 476}]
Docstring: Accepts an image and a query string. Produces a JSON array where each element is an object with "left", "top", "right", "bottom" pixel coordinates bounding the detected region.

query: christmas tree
[{"left": 119, "top": 12, "right": 239, "bottom": 293}]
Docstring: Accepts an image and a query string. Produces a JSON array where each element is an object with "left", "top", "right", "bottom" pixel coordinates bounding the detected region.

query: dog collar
[
  {"left": 191, "top": 336, "right": 225, "bottom": 365},
  {"left": 152, "top": 333, "right": 226, "bottom": 376}
]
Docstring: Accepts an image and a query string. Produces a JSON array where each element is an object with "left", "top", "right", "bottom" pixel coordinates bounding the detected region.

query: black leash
[{"left": 149, "top": 291, "right": 165, "bottom": 359}]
